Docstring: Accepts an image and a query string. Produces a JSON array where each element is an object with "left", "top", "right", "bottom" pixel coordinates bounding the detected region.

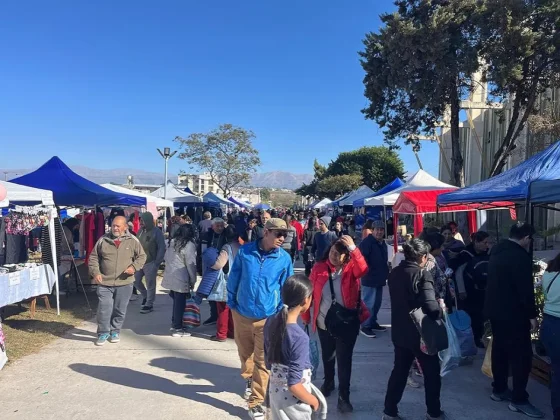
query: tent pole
[{"left": 49, "top": 207, "right": 60, "bottom": 316}]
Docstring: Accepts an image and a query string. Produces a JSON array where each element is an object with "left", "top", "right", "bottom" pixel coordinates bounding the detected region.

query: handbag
[
  {"left": 305, "top": 325, "right": 320, "bottom": 380},
  {"left": 183, "top": 297, "right": 201, "bottom": 329},
  {"left": 324, "top": 266, "right": 361, "bottom": 338}
]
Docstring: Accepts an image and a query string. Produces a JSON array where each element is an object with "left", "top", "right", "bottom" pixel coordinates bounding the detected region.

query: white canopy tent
[
  {"left": 151, "top": 180, "right": 202, "bottom": 203},
  {"left": 101, "top": 183, "right": 174, "bottom": 209},
  {"left": 0, "top": 181, "right": 60, "bottom": 315},
  {"left": 338, "top": 185, "right": 375, "bottom": 207},
  {"left": 363, "top": 170, "right": 454, "bottom": 207},
  {"left": 309, "top": 198, "right": 332, "bottom": 209}
]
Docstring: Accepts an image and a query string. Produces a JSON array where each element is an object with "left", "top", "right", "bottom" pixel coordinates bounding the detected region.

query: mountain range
[{"left": 1, "top": 165, "right": 313, "bottom": 190}]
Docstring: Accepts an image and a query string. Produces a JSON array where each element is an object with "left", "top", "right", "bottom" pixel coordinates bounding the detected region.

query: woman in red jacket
[{"left": 302, "top": 235, "right": 369, "bottom": 414}]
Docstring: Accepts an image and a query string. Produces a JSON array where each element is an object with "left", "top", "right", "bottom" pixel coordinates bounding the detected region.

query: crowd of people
[{"left": 86, "top": 208, "right": 559, "bottom": 420}]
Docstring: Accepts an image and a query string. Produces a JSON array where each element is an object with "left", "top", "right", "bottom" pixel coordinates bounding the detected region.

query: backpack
[
  {"left": 466, "top": 254, "right": 489, "bottom": 291},
  {"left": 453, "top": 250, "right": 474, "bottom": 296}
]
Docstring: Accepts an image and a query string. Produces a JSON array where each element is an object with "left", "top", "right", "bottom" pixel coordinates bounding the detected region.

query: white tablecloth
[{"left": 0, "top": 264, "right": 56, "bottom": 307}]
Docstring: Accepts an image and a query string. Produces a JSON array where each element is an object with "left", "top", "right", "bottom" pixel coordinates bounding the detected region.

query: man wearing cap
[
  {"left": 227, "top": 218, "right": 294, "bottom": 420},
  {"left": 311, "top": 216, "right": 338, "bottom": 261},
  {"left": 359, "top": 220, "right": 390, "bottom": 338}
]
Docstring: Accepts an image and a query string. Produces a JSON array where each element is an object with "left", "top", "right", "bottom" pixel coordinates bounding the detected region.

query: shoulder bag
[{"left": 324, "top": 266, "right": 361, "bottom": 338}]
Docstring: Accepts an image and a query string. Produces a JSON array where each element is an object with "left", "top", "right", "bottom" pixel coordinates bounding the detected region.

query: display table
[{"left": 0, "top": 264, "right": 56, "bottom": 309}]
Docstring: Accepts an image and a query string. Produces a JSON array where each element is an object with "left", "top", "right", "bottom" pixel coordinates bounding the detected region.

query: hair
[
  {"left": 203, "top": 211, "right": 211, "bottom": 220},
  {"left": 307, "top": 217, "right": 317, "bottom": 231},
  {"left": 448, "top": 221, "right": 458, "bottom": 228},
  {"left": 284, "top": 214, "right": 292, "bottom": 224},
  {"left": 224, "top": 224, "right": 239, "bottom": 243},
  {"left": 181, "top": 214, "right": 192, "bottom": 223},
  {"left": 211, "top": 217, "right": 225, "bottom": 225},
  {"left": 321, "top": 239, "right": 351, "bottom": 264},
  {"left": 471, "top": 231, "right": 490, "bottom": 243},
  {"left": 403, "top": 238, "right": 431, "bottom": 263},
  {"left": 423, "top": 232, "right": 445, "bottom": 253},
  {"left": 63, "top": 217, "right": 80, "bottom": 231},
  {"left": 440, "top": 225, "right": 452, "bottom": 234},
  {"left": 363, "top": 219, "right": 374, "bottom": 231},
  {"left": 546, "top": 252, "right": 560, "bottom": 273},
  {"left": 172, "top": 224, "right": 196, "bottom": 253},
  {"left": 266, "top": 274, "right": 313, "bottom": 365},
  {"left": 509, "top": 222, "right": 535, "bottom": 240}
]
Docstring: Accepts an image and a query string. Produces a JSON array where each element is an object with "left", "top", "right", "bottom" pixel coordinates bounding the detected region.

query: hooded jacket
[
  {"left": 88, "top": 231, "right": 147, "bottom": 287},
  {"left": 137, "top": 212, "right": 166, "bottom": 266},
  {"left": 359, "top": 234, "right": 389, "bottom": 287},
  {"left": 484, "top": 239, "right": 537, "bottom": 322}
]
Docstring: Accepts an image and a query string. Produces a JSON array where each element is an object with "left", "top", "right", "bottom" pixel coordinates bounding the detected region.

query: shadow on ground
[{"left": 69, "top": 357, "right": 247, "bottom": 418}]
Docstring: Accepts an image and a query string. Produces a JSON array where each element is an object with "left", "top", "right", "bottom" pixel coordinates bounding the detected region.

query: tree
[
  {"left": 360, "top": 0, "right": 481, "bottom": 187},
  {"left": 175, "top": 124, "right": 261, "bottom": 197},
  {"left": 478, "top": 0, "right": 560, "bottom": 175},
  {"left": 260, "top": 188, "right": 271, "bottom": 202},
  {"left": 317, "top": 174, "right": 363, "bottom": 200},
  {"left": 324, "top": 146, "right": 405, "bottom": 190},
  {"left": 295, "top": 159, "right": 327, "bottom": 198}
]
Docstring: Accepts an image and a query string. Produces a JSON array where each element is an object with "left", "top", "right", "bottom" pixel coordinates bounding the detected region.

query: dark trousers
[
  {"left": 317, "top": 325, "right": 358, "bottom": 399},
  {"left": 490, "top": 318, "right": 533, "bottom": 404},
  {"left": 208, "top": 300, "right": 218, "bottom": 321},
  {"left": 170, "top": 291, "right": 188, "bottom": 330},
  {"left": 384, "top": 345, "right": 442, "bottom": 418},
  {"left": 540, "top": 314, "right": 560, "bottom": 416},
  {"left": 464, "top": 305, "right": 485, "bottom": 344}
]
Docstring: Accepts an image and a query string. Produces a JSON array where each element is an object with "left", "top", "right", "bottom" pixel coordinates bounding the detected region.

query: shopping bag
[
  {"left": 410, "top": 307, "right": 448, "bottom": 355},
  {"left": 481, "top": 337, "right": 493, "bottom": 378},
  {"left": 306, "top": 325, "right": 320, "bottom": 380},
  {"left": 207, "top": 270, "right": 227, "bottom": 302},
  {"left": 0, "top": 321, "right": 7, "bottom": 371},
  {"left": 439, "top": 311, "right": 462, "bottom": 377},
  {"left": 183, "top": 298, "right": 201, "bottom": 329},
  {"left": 448, "top": 309, "right": 477, "bottom": 357}
]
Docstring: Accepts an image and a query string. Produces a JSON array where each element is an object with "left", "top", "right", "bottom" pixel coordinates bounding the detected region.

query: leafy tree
[
  {"left": 295, "top": 159, "right": 327, "bottom": 198},
  {"left": 360, "top": 0, "right": 481, "bottom": 187},
  {"left": 324, "top": 146, "right": 405, "bottom": 190},
  {"left": 260, "top": 187, "right": 272, "bottom": 202},
  {"left": 317, "top": 174, "right": 363, "bottom": 200},
  {"left": 478, "top": 0, "right": 560, "bottom": 175},
  {"left": 175, "top": 124, "right": 261, "bottom": 197}
]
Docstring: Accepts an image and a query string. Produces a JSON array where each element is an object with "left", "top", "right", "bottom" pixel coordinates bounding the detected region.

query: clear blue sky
[{"left": 0, "top": 0, "right": 440, "bottom": 179}]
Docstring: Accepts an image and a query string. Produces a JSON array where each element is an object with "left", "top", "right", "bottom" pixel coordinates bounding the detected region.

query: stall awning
[
  {"left": 0, "top": 180, "right": 55, "bottom": 207},
  {"left": 151, "top": 180, "right": 202, "bottom": 204},
  {"left": 228, "top": 196, "right": 252, "bottom": 208},
  {"left": 10, "top": 157, "right": 145, "bottom": 207},
  {"left": 101, "top": 184, "right": 174, "bottom": 208},
  {"left": 203, "top": 192, "right": 232, "bottom": 206},
  {"left": 353, "top": 178, "right": 404, "bottom": 207}
]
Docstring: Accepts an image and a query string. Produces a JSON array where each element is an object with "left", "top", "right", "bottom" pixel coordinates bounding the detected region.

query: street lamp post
[{"left": 157, "top": 147, "right": 177, "bottom": 234}]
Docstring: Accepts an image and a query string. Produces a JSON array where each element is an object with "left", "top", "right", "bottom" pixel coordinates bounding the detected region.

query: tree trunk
[{"left": 450, "top": 86, "right": 465, "bottom": 187}]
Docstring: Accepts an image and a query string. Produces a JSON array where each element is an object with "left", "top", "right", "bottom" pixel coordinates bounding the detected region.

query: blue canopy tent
[
  {"left": 10, "top": 157, "right": 145, "bottom": 207},
  {"left": 437, "top": 141, "right": 560, "bottom": 208},
  {"left": 228, "top": 196, "right": 252, "bottom": 208},
  {"left": 254, "top": 203, "right": 271, "bottom": 210},
  {"left": 353, "top": 178, "right": 405, "bottom": 207},
  {"left": 183, "top": 186, "right": 194, "bottom": 194},
  {"left": 330, "top": 192, "right": 352, "bottom": 208},
  {"left": 203, "top": 192, "right": 232, "bottom": 206}
]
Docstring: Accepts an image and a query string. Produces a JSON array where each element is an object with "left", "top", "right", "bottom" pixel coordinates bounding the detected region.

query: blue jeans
[
  {"left": 541, "top": 314, "right": 560, "bottom": 414},
  {"left": 361, "top": 285, "right": 384, "bottom": 328}
]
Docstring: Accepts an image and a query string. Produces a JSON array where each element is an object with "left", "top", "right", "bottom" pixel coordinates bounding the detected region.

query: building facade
[{"left": 177, "top": 173, "right": 215, "bottom": 196}]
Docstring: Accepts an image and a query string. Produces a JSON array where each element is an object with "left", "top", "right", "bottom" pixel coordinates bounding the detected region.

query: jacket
[
  {"left": 227, "top": 240, "right": 294, "bottom": 319},
  {"left": 388, "top": 260, "right": 442, "bottom": 350},
  {"left": 291, "top": 221, "right": 304, "bottom": 251},
  {"left": 484, "top": 239, "right": 537, "bottom": 322},
  {"left": 302, "top": 248, "right": 370, "bottom": 332},
  {"left": 359, "top": 235, "right": 389, "bottom": 287},
  {"left": 88, "top": 231, "right": 147, "bottom": 287},
  {"left": 137, "top": 212, "right": 166, "bottom": 266},
  {"left": 161, "top": 240, "right": 197, "bottom": 293}
]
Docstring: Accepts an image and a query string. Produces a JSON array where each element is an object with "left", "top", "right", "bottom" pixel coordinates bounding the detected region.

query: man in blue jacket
[{"left": 227, "top": 218, "right": 294, "bottom": 420}]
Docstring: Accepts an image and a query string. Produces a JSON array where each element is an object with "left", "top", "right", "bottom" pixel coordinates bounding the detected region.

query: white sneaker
[
  {"left": 248, "top": 405, "right": 265, "bottom": 420},
  {"left": 171, "top": 329, "right": 191, "bottom": 337}
]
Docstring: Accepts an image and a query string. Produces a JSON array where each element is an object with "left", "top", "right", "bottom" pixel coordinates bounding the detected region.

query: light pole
[{"left": 157, "top": 147, "right": 177, "bottom": 234}]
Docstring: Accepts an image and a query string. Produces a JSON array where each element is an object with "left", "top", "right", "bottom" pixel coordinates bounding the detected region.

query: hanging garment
[{"left": 95, "top": 210, "right": 105, "bottom": 240}]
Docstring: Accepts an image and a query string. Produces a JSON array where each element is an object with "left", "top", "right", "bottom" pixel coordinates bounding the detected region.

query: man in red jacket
[{"left": 290, "top": 215, "right": 304, "bottom": 260}]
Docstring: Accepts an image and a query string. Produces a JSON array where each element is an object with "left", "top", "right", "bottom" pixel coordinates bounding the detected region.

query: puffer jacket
[
  {"left": 88, "top": 231, "right": 147, "bottom": 287},
  {"left": 227, "top": 241, "right": 294, "bottom": 319},
  {"left": 161, "top": 240, "right": 197, "bottom": 293},
  {"left": 302, "top": 248, "right": 370, "bottom": 332}
]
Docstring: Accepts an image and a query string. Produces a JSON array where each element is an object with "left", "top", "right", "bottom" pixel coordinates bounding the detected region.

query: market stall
[
  {"left": 308, "top": 198, "right": 332, "bottom": 210},
  {"left": 352, "top": 177, "right": 404, "bottom": 208},
  {"left": 228, "top": 196, "right": 252, "bottom": 209},
  {"left": 101, "top": 183, "right": 174, "bottom": 214},
  {"left": 151, "top": 180, "right": 202, "bottom": 204}
]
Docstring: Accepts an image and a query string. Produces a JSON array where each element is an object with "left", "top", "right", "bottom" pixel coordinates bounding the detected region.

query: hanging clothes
[
  {"left": 83, "top": 212, "right": 96, "bottom": 264},
  {"left": 95, "top": 208, "right": 105, "bottom": 240},
  {"left": 41, "top": 217, "right": 62, "bottom": 271}
]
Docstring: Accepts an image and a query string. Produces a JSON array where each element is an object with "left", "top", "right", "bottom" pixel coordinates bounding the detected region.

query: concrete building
[{"left": 177, "top": 173, "right": 215, "bottom": 196}]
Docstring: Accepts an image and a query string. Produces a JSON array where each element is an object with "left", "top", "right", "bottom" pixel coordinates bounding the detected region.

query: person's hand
[
  {"left": 124, "top": 266, "right": 135, "bottom": 275},
  {"left": 94, "top": 274, "right": 103, "bottom": 284},
  {"left": 339, "top": 235, "right": 355, "bottom": 249},
  {"left": 530, "top": 318, "right": 539, "bottom": 333},
  {"left": 310, "top": 396, "right": 320, "bottom": 412}
]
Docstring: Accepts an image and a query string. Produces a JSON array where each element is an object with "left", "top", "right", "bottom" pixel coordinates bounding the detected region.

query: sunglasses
[{"left": 272, "top": 230, "right": 289, "bottom": 238}]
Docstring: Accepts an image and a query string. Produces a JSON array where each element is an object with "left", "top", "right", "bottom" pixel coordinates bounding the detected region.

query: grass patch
[{"left": 2, "top": 292, "right": 97, "bottom": 363}]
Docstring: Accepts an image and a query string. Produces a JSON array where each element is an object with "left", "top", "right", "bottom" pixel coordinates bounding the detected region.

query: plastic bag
[
  {"left": 0, "top": 321, "right": 7, "bottom": 371},
  {"left": 306, "top": 325, "right": 320, "bottom": 380},
  {"left": 481, "top": 338, "right": 493, "bottom": 378},
  {"left": 448, "top": 309, "right": 477, "bottom": 357},
  {"left": 439, "top": 311, "right": 462, "bottom": 377},
  {"left": 183, "top": 297, "right": 201, "bottom": 329}
]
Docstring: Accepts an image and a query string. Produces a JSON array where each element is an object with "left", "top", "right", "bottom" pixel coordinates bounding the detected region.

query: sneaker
[
  {"left": 171, "top": 329, "right": 191, "bottom": 337},
  {"left": 202, "top": 317, "right": 217, "bottom": 326},
  {"left": 426, "top": 412, "right": 447, "bottom": 420},
  {"left": 407, "top": 375, "right": 421, "bottom": 388},
  {"left": 372, "top": 322, "right": 387, "bottom": 332},
  {"left": 140, "top": 305, "right": 153, "bottom": 314},
  {"left": 490, "top": 389, "right": 513, "bottom": 402},
  {"left": 508, "top": 402, "right": 545, "bottom": 418},
  {"left": 360, "top": 327, "right": 376, "bottom": 338},
  {"left": 320, "top": 380, "right": 335, "bottom": 397},
  {"left": 109, "top": 332, "right": 120, "bottom": 343},
  {"left": 244, "top": 379, "right": 253, "bottom": 400},
  {"left": 210, "top": 335, "right": 227, "bottom": 342},
  {"left": 248, "top": 404, "right": 265, "bottom": 420},
  {"left": 337, "top": 396, "right": 353, "bottom": 413},
  {"left": 95, "top": 333, "right": 109, "bottom": 346}
]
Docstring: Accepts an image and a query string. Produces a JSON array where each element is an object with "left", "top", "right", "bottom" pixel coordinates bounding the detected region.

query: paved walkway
[{"left": 0, "top": 263, "right": 553, "bottom": 420}]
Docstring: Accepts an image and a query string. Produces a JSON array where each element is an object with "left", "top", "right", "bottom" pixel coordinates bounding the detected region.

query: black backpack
[{"left": 465, "top": 253, "right": 489, "bottom": 291}]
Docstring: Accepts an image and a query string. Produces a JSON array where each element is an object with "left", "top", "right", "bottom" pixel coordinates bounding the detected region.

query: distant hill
[{"left": 1, "top": 165, "right": 313, "bottom": 190}]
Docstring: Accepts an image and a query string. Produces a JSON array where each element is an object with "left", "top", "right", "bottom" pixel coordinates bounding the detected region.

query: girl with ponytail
[{"left": 264, "top": 274, "right": 318, "bottom": 419}]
